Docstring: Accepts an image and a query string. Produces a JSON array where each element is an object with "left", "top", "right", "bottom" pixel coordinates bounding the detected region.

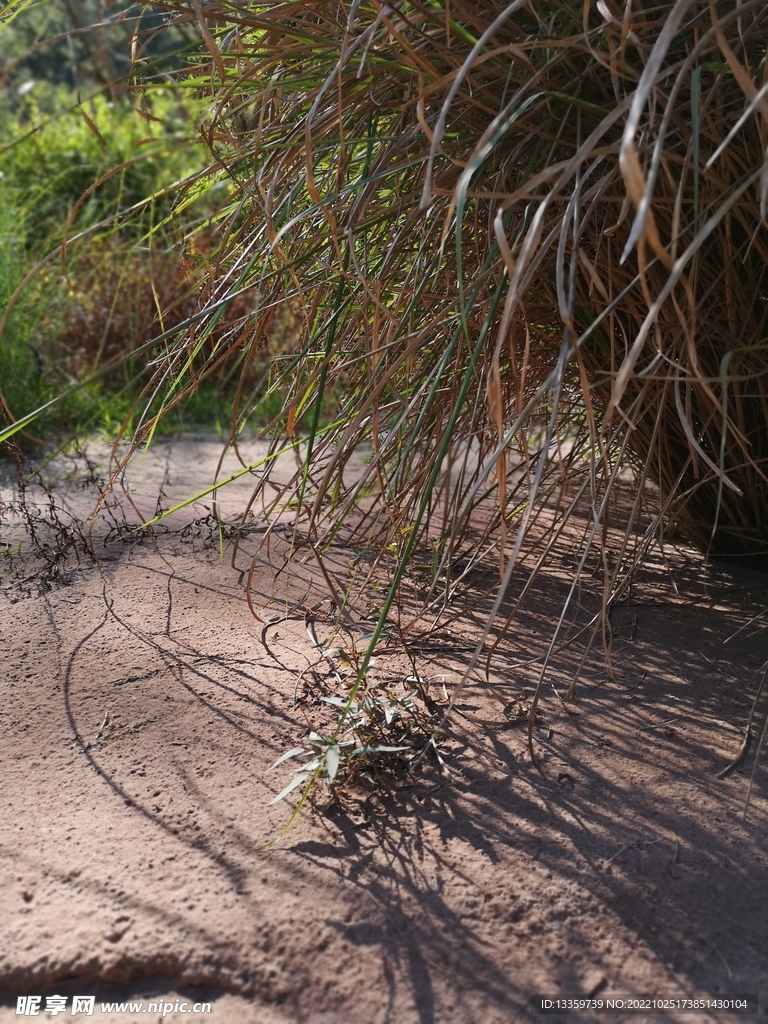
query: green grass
[{"left": 0, "top": 78, "right": 254, "bottom": 444}]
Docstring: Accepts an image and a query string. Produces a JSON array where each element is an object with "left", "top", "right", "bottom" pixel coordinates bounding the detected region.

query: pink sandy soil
[{"left": 1, "top": 439, "right": 766, "bottom": 1023}]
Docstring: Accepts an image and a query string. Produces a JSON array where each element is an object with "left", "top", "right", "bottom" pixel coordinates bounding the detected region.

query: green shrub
[
  {"left": 0, "top": 75, "right": 238, "bottom": 438},
  {"left": 0, "top": 84, "right": 206, "bottom": 249}
]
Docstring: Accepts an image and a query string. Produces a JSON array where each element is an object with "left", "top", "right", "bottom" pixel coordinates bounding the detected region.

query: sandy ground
[{"left": 1, "top": 438, "right": 767, "bottom": 1024}]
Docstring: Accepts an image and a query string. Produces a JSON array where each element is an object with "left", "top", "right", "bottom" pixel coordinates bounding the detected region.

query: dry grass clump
[{"left": 136, "top": 3, "right": 768, "bottom": 568}]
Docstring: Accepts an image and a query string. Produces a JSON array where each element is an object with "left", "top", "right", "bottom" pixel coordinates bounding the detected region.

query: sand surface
[{"left": 1, "top": 438, "right": 767, "bottom": 1023}]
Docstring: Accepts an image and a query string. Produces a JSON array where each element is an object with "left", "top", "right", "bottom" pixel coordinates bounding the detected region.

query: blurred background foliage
[{"left": 0, "top": 0, "right": 269, "bottom": 440}]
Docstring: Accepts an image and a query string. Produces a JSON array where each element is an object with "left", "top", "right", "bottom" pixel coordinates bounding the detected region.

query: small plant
[{"left": 269, "top": 685, "right": 436, "bottom": 805}]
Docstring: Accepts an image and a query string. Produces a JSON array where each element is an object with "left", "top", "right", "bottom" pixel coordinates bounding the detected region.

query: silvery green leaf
[
  {"left": 269, "top": 746, "right": 307, "bottom": 771},
  {"left": 325, "top": 743, "right": 341, "bottom": 783},
  {"left": 269, "top": 771, "right": 311, "bottom": 804}
]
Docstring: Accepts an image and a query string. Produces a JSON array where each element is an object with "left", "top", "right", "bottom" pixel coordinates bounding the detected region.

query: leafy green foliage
[
  {"left": 269, "top": 690, "right": 425, "bottom": 804},
  {"left": 0, "top": 0, "right": 194, "bottom": 94},
  {"left": 0, "top": 204, "right": 53, "bottom": 425},
  {"left": 0, "top": 85, "right": 206, "bottom": 248},
  {"left": 0, "top": 36, "right": 238, "bottom": 439}
]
